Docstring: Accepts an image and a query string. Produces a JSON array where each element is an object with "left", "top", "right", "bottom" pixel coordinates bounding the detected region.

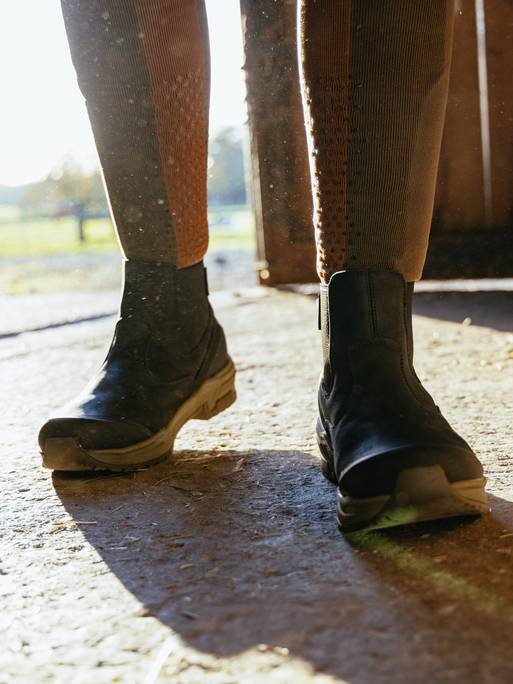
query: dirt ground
[{"left": 1, "top": 282, "right": 512, "bottom": 683}]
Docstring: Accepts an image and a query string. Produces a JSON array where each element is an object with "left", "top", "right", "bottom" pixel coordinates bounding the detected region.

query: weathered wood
[
  {"left": 484, "top": 0, "right": 513, "bottom": 229},
  {"left": 423, "top": 229, "right": 513, "bottom": 278},
  {"left": 239, "top": 0, "right": 316, "bottom": 285},
  {"left": 242, "top": 0, "right": 513, "bottom": 283},
  {"left": 432, "top": 0, "right": 485, "bottom": 233},
  {"left": 425, "top": 0, "right": 513, "bottom": 277}
]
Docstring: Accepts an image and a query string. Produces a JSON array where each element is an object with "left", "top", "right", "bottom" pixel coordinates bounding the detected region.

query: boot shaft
[
  {"left": 320, "top": 270, "right": 414, "bottom": 366},
  {"left": 119, "top": 259, "right": 211, "bottom": 351}
]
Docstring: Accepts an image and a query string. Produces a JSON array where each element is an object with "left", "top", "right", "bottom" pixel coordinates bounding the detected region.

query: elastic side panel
[
  {"left": 370, "top": 270, "right": 408, "bottom": 345},
  {"left": 327, "top": 271, "right": 373, "bottom": 345}
]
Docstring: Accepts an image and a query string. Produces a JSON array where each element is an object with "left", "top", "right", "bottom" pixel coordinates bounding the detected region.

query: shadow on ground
[
  {"left": 413, "top": 290, "right": 513, "bottom": 332},
  {"left": 54, "top": 448, "right": 513, "bottom": 682},
  {"left": 286, "top": 285, "right": 513, "bottom": 332}
]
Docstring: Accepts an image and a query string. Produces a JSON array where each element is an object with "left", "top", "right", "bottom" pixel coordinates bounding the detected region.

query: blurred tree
[
  {"left": 208, "top": 127, "right": 247, "bottom": 206},
  {"left": 19, "top": 156, "right": 108, "bottom": 241},
  {"left": 49, "top": 157, "right": 107, "bottom": 241},
  {"left": 16, "top": 127, "right": 248, "bottom": 243},
  {"left": 19, "top": 175, "right": 57, "bottom": 218}
]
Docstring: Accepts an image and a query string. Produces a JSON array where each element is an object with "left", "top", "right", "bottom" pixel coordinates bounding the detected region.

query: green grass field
[{"left": 0, "top": 205, "right": 255, "bottom": 257}]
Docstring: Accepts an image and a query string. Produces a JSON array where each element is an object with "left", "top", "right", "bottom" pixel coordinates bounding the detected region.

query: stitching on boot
[{"left": 368, "top": 272, "right": 377, "bottom": 337}]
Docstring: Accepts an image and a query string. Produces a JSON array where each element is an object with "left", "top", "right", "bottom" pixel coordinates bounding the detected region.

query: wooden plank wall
[
  {"left": 425, "top": 0, "right": 513, "bottom": 277},
  {"left": 432, "top": 0, "right": 485, "bottom": 232},
  {"left": 242, "top": 0, "right": 513, "bottom": 283},
  {"left": 239, "top": 0, "right": 316, "bottom": 285},
  {"left": 485, "top": 0, "right": 513, "bottom": 229}
]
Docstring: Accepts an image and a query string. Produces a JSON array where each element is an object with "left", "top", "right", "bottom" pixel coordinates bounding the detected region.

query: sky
[{"left": 0, "top": 0, "right": 247, "bottom": 186}]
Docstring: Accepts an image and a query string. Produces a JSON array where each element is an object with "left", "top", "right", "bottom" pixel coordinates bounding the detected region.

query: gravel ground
[{"left": 0, "top": 284, "right": 512, "bottom": 683}]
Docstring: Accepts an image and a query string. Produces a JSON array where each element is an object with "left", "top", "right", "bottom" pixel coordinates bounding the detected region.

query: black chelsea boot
[
  {"left": 317, "top": 269, "right": 488, "bottom": 532},
  {"left": 39, "top": 260, "right": 236, "bottom": 471}
]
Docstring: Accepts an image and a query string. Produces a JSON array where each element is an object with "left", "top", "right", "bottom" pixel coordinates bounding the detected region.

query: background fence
[{"left": 240, "top": 0, "right": 513, "bottom": 284}]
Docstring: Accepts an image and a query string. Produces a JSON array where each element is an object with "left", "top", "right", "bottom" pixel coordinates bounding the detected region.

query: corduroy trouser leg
[
  {"left": 61, "top": 0, "right": 211, "bottom": 267},
  {"left": 62, "top": 1, "right": 455, "bottom": 282},
  {"left": 299, "top": 0, "right": 455, "bottom": 283}
]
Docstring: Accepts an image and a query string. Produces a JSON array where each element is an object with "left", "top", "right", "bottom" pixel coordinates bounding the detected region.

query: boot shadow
[
  {"left": 413, "top": 289, "right": 513, "bottom": 332},
  {"left": 53, "top": 450, "right": 513, "bottom": 682}
]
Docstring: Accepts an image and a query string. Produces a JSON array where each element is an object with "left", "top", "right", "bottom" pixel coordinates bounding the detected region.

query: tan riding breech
[{"left": 62, "top": 0, "right": 455, "bottom": 282}]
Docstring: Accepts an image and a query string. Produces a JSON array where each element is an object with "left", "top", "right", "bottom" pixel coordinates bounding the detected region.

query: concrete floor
[{"left": 1, "top": 285, "right": 512, "bottom": 683}]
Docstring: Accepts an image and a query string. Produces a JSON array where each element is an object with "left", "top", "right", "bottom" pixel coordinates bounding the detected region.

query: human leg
[
  {"left": 299, "top": 0, "right": 487, "bottom": 531},
  {"left": 39, "top": 0, "right": 236, "bottom": 470}
]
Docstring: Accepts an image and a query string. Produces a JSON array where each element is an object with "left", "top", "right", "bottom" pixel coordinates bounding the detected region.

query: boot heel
[
  {"left": 191, "top": 361, "right": 237, "bottom": 420},
  {"left": 316, "top": 417, "right": 337, "bottom": 484},
  {"left": 195, "top": 388, "right": 237, "bottom": 420}
]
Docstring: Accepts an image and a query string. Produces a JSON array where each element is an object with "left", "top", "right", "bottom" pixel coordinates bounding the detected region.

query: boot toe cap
[
  {"left": 38, "top": 416, "right": 153, "bottom": 454},
  {"left": 341, "top": 445, "right": 484, "bottom": 498}
]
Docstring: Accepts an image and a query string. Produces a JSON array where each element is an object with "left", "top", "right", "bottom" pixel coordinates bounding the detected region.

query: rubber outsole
[
  {"left": 41, "top": 360, "right": 236, "bottom": 472},
  {"left": 316, "top": 418, "right": 489, "bottom": 532}
]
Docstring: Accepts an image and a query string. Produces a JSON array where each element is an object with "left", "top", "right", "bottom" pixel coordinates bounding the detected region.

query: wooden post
[
  {"left": 432, "top": 0, "right": 485, "bottom": 233},
  {"left": 239, "top": 0, "right": 316, "bottom": 285},
  {"left": 240, "top": 0, "right": 513, "bottom": 282},
  {"left": 424, "top": 0, "right": 513, "bottom": 278},
  {"left": 483, "top": 0, "right": 513, "bottom": 230}
]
